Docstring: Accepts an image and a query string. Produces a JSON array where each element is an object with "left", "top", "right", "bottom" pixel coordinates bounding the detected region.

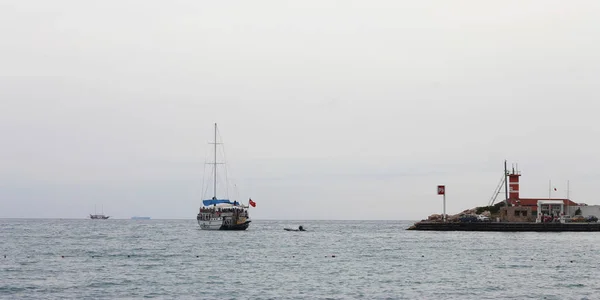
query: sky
[{"left": 1, "top": 0, "right": 600, "bottom": 220}]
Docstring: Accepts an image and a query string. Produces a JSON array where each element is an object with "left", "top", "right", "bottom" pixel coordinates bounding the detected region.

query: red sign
[{"left": 437, "top": 185, "right": 445, "bottom": 195}]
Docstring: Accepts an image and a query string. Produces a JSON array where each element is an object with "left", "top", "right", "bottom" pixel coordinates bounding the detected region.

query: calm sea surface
[{"left": 1, "top": 219, "right": 599, "bottom": 299}]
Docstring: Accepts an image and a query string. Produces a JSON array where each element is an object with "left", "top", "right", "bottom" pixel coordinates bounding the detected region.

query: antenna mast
[
  {"left": 567, "top": 180, "right": 570, "bottom": 215},
  {"left": 504, "top": 160, "right": 509, "bottom": 206}
]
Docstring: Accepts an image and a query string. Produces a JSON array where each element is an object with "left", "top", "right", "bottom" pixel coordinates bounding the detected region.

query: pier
[{"left": 408, "top": 222, "right": 600, "bottom": 232}]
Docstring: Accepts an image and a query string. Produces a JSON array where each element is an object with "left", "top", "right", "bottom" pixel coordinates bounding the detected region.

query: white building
[
  {"left": 536, "top": 200, "right": 565, "bottom": 223},
  {"left": 565, "top": 204, "right": 600, "bottom": 218}
]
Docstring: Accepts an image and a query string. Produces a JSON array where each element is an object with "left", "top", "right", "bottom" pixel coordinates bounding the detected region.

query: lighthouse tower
[{"left": 508, "top": 165, "right": 521, "bottom": 200}]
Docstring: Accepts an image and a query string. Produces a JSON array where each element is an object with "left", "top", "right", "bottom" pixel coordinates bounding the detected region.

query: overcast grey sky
[{"left": 1, "top": 0, "right": 599, "bottom": 220}]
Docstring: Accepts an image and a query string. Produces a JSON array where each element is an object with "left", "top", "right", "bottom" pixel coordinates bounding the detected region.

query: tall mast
[{"left": 214, "top": 123, "right": 217, "bottom": 200}]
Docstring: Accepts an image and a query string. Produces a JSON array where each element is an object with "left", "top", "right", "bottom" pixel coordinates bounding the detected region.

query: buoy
[
  {"left": 61, "top": 256, "right": 64, "bottom": 258},
  {"left": 127, "top": 255, "right": 130, "bottom": 258},
  {"left": 196, "top": 255, "right": 199, "bottom": 258}
]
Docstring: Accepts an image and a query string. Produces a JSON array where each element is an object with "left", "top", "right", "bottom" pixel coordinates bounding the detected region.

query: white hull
[{"left": 197, "top": 219, "right": 223, "bottom": 230}]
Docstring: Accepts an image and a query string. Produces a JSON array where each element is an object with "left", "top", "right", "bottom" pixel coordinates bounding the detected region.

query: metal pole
[
  {"left": 504, "top": 160, "right": 509, "bottom": 206},
  {"left": 567, "top": 180, "right": 570, "bottom": 215},
  {"left": 443, "top": 193, "right": 446, "bottom": 222}
]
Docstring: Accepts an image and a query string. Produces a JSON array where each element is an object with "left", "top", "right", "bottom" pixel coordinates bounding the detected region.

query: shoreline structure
[{"left": 408, "top": 161, "right": 600, "bottom": 232}]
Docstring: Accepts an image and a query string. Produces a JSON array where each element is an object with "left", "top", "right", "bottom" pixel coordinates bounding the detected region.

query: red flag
[{"left": 249, "top": 199, "right": 256, "bottom": 207}]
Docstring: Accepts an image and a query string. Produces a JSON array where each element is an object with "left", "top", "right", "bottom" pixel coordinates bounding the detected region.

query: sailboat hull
[
  {"left": 197, "top": 218, "right": 251, "bottom": 230},
  {"left": 219, "top": 220, "right": 251, "bottom": 230},
  {"left": 197, "top": 219, "right": 224, "bottom": 230}
]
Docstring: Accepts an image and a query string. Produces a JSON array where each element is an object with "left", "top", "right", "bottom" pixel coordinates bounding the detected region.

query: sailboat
[
  {"left": 196, "top": 123, "right": 253, "bottom": 230},
  {"left": 90, "top": 205, "right": 109, "bottom": 219}
]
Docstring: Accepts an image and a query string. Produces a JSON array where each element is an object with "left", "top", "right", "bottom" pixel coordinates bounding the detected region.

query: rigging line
[
  {"left": 201, "top": 129, "right": 214, "bottom": 201},
  {"left": 203, "top": 164, "right": 213, "bottom": 200},
  {"left": 219, "top": 127, "right": 239, "bottom": 201},
  {"left": 217, "top": 125, "right": 232, "bottom": 200},
  {"left": 200, "top": 137, "right": 209, "bottom": 203},
  {"left": 217, "top": 172, "right": 229, "bottom": 199}
]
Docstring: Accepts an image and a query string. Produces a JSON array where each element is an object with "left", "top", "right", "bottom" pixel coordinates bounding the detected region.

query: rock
[{"left": 428, "top": 214, "right": 442, "bottom": 221}]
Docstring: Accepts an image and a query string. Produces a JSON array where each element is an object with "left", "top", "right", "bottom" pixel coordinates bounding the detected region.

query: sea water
[{"left": 1, "top": 219, "right": 598, "bottom": 299}]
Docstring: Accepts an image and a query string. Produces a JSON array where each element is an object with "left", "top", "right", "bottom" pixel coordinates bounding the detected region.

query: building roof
[
  {"left": 538, "top": 200, "right": 567, "bottom": 205},
  {"left": 507, "top": 198, "right": 579, "bottom": 211}
]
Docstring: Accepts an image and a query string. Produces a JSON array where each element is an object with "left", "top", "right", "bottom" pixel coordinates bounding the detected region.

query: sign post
[{"left": 437, "top": 185, "right": 446, "bottom": 222}]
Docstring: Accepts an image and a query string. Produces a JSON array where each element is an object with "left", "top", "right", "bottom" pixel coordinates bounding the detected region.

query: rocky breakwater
[{"left": 407, "top": 208, "right": 493, "bottom": 230}]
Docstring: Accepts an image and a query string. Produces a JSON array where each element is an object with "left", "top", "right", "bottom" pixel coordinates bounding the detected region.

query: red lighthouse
[{"left": 508, "top": 167, "right": 521, "bottom": 200}]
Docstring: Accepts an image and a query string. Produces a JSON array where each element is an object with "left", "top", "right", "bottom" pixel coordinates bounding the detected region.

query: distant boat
[
  {"left": 90, "top": 205, "right": 109, "bottom": 219},
  {"left": 90, "top": 214, "right": 109, "bottom": 219},
  {"left": 196, "top": 123, "right": 253, "bottom": 230},
  {"left": 131, "top": 216, "right": 151, "bottom": 220}
]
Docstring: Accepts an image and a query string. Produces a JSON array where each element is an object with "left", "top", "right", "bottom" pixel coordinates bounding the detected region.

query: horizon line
[{"left": 0, "top": 217, "right": 418, "bottom": 221}]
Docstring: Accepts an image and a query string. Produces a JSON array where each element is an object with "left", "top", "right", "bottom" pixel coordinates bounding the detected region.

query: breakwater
[{"left": 408, "top": 221, "right": 600, "bottom": 232}]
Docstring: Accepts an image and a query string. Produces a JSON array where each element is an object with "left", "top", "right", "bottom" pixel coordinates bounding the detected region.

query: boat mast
[{"left": 213, "top": 123, "right": 217, "bottom": 200}]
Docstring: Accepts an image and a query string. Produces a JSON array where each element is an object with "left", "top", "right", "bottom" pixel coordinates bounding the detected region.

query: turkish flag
[{"left": 249, "top": 199, "right": 256, "bottom": 207}]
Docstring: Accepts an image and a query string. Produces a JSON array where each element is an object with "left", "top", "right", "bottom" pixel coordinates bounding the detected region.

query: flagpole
[{"left": 548, "top": 180, "right": 551, "bottom": 200}]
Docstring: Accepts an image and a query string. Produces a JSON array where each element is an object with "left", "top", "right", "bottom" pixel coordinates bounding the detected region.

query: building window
[
  {"left": 522, "top": 211, "right": 528, "bottom": 217},
  {"left": 514, "top": 211, "right": 520, "bottom": 216}
]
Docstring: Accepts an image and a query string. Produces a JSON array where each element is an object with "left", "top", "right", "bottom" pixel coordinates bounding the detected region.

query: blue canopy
[{"left": 202, "top": 199, "right": 241, "bottom": 206}]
